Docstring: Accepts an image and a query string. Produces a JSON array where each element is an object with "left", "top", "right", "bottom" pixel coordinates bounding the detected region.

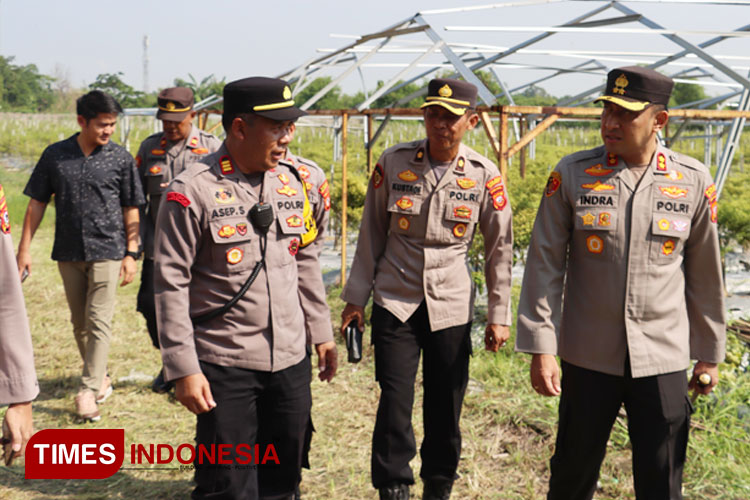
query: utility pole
[{"left": 142, "top": 35, "right": 149, "bottom": 93}]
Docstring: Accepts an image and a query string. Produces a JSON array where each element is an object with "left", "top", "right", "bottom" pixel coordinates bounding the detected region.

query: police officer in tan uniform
[
  {"left": 516, "top": 67, "right": 726, "bottom": 500},
  {"left": 154, "top": 77, "right": 337, "bottom": 500},
  {"left": 341, "top": 79, "right": 513, "bottom": 500},
  {"left": 135, "top": 87, "right": 221, "bottom": 392},
  {"left": 0, "top": 184, "right": 38, "bottom": 466}
]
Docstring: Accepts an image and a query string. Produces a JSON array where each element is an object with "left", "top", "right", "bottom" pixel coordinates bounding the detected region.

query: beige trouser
[{"left": 58, "top": 260, "right": 120, "bottom": 394}]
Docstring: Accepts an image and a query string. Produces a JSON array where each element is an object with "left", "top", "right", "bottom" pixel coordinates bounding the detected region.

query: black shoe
[
  {"left": 151, "top": 369, "right": 174, "bottom": 393},
  {"left": 294, "top": 485, "right": 301, "bottom": 500},
  {"left": 379, "top": 483, "right": 409, "bottom": 500},
  {"left": 423, "top": 478, "right": 453, "bottom": 500}
]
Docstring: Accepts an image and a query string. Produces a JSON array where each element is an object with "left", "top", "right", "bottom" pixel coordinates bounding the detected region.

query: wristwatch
[{"left": 124, "top": 250, "right": 141, "bottom": 260}]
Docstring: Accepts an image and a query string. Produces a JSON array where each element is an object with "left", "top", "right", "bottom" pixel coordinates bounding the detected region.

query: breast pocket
[
  {"left": 574, "top": 207, "right": 617, "bottom": 260},
  {"left": 435, "top": 200, "right": 480, "bottom": 243},
  {"left": 649, "top": 214, "right": 691, "bottom": 263},
  {"left": 208, "top": 217, "right": 256, "bottom": 274},
  {"left": 144, "top": 166, "right": 167, "bottom": 196}
]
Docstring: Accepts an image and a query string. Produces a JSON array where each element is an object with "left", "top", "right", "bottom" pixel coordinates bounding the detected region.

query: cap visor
[
  {"left": 157, "top": 110, "right": 191, "bottom": 122},
  {"left": 254, "top": 106, "right": 307, "bottom": 121},
  {"left": 594, "top": 95, "right": 650, "bottom": 112},
  {"left": 420, "top": 100, "right": 467, "bottom": 116}
]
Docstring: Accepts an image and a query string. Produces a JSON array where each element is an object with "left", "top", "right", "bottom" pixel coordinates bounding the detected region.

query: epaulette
[
  {"left": 180, "top": 160, "right": 214, "bottom": 182},
  {"left": 560, "top": 146, "right": 605, "bottom": 170},
  {"left": 295, "top": 155, "right": 322, "bottom": 172},
  {"left": 668, "top": 150, "right": 709, "bottom": 173},
  {"left": 385, "top": 139, "right": 423, "bottom": 155}
]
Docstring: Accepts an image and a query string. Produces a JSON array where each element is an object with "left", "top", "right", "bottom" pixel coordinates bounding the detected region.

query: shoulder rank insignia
[
  {"left": 453, "top": 222, "right": 467, "bottom": 238},
  {"left": 215, "top": 188, "right": 235, "bottom": 204},
  {"left": 456, "top": 178, "right": 476, "bottom": 190},
  {"left": 278, "top": 173, "right": 290, "bottom": 185},
  {"left": 581, "top": 181, "right": 615, "bottom": 192},
  {"left": 606, "top": 153, "right": 618, "bottom": 167},
  {"left": 220, "top": 156, "right": 235, "bottom": 175},
  {"left": 166, "top": 191, "right": 191, "bottom": 208},
  {"left": 584, "top": 164, "right": 613, "bottom": 177},
  {"left": 151, "top": 149, "right": 165, "bottom": 156},
  {"left": 218, "top": 225, "right": 236, "bottom": 238},
  {"left": 398, "top": 216, "right": 410, "bottom": 231},
  {"left": 656, "top": 153, "right": 667, "bottom": 172},
  {"left": 456, "top": 157, "right": 465, "bottom": 173},
  {"left": 277, "top": 185, "right": 297, "bottom": 197},
  {"left": 189, "top": 137, "right": 199, "bottom": 148},
  {"left": 415, "top": 148, "right": 425, "bottom": 161},
  {"left": 396, "top": 197, "right": 413, "bottom": 210},
  {"left": 545, "top": 172, "right": 562, "bottom": 197},
  {"left": 298, "top": 165, "right": 311, "bottom": 180},
  {"left": 658, "top": 186, "right": 687, "bottom": 199},
  {"left": 226, "top": 247, "right": 243, "bottom": 264},
  {"left": 398, "top": 170, "right": 418, "bottom": 182},
  {"left": 160, "top": 137, "right": 167, "bottom": 148},
  {"left": 586, "top": 235, "right": 603, "bottom": 254},
  {"left": 135, "top": 155, "right": 142, "bottom": 167},
  {"left": 149, "top": 165, "right": 162, "bottom": 175},
  {"left": 192, "top": 148, "right": 209, "bottom": 155},
  {"left": 372, "top": 164, "right": 384, "bottom": 189}
]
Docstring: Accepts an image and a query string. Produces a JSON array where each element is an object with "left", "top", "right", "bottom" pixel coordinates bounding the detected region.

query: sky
[{"left": 1, "top": 0, "right": 748, "bottom": 101}]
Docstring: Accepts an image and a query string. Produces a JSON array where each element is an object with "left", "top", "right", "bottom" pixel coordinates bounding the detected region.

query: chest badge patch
[
  {"left": 673, "top": 220, "right": 688, "bottom": 232},
  {"left": 581, "top": 212, "right": 595, "bottom": 226},
  {"left": 151, "top": 149, "right": 165, "bottom": 156},
  {"left": 396, "top": 197, "right": 414, "bottom": 210},
  {"left": 659, "top": 186, "right": 688, "bottom": 199},
  {"left": 218, "top": 225, "right": 236, "bottom": 238},
  {"left": 545, "top": 172, "right": 562, "bottom": 197},
  {"left": 456, "top": 178, "right": 476, "bottom": 190},
  {"left": 453, "top": 222, "right": 467, "bottom": 238},
  {"left": 277, "top": 185, "right": 298, "bottom": 197},
  {"left": 453, "top": 205, "right": 472, "bottom": 219},
  {"left": 598, "top": 212, "right": 611, "bottom": 227},
  {"left": 586, "top": 235, "right": 603, "bottom": 254},
  {"left": 289, "top": 239, "right": 300, "bottom": 256},
  {"left": 149, "top": 165, "right": 162, "bottom": 175},
  {"left": 661, "top": 239, "right": 676, "bottom": 256},
  {"left": 0, "top": 186, "right": 10, "bottom": 234},
  {"left": 215, "top": 188, "right": 235, "bottom": 204},
  {"left": 192, "top": 147, "right": 209, "bottom": 155},
  {"left": 226, "top": 247, "right": 244, "bottom": 264},
  {"left": 705, "top": 183, "right": 718, "bottom": 223},
  {"left": 657, "top": 218, "right": 670, "bottom": 231},
  {"left": 398, "top": 170, "right": 418, "bottom": 182},
  {"left": 581, "top": 181, "right": 615, "bottom": 192},
  {"left": 372, "top": 164, "right": 384, "bottom": 189},
  {"left": 584, "top": 164, "right": 614, "bottom": 176},
  {"left": 236, "top": 223, "right": 248, "bottom": 236},
  {"left": 286, "top": 215, "right": 303, "bottom": 227},
  {"left": 666, "top": 170, "right": 683, "bottom": 181},
  {"left": 398, "top": 216, "right": 410, "bottom": 231}
]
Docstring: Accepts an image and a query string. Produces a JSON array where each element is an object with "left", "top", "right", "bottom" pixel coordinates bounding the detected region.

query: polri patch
[
  {"left": 218, "top": 225, "right": 236, "bottom": 238},
  {"left": 236, "top": 223, "right": 248, "bottom": 236},
  {"left": 0, "top": 185, "right": 10, "bottom": 234},
  {"left": 372, "top": 164, "right": 384, "bottom": 189},
  {"left": 453, "top": 222, "right": 467, "bottom": 238},
  {"left": 598, "top": 213, "right": 611, "bottom": 227},
  {"left": 586, "top": 235, "right": 603, "bottom": 254},
  {"left": 286, "top": 214, "right": 303, "bottom": 228},
  {"left": 398, "top": 216, "right": 410, "bottom": 231},
  {"left": 289, "top": 239, "right": 300, "bottom": 256},
  {"left": 545, "top": 172, "right": 562, "bottom": 197},
  {"left": 396, "top": 197, "right": 413, "bottom": 210},
  {"left": 661, "top": 239, "right": 676, "bottom": 256},
  {"left": 215, "top": 188, "right": 235, "bottom": 204},
  {"left": 166, "top": 192, "right": 191, "bottom": 208}
]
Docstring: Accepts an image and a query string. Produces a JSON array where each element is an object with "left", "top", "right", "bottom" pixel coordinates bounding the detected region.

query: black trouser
[
  {"left": 136, "top": 258, "right": 159, "bottom": 349},
  {"left": 193, "top": 358, "right": 312, "bottom": 500},
  {"left": 370, "top": 302, "right": 471, "bottom": 489},
  {"left": 548, "top": 360, "right": 692, "bottom": 500}
]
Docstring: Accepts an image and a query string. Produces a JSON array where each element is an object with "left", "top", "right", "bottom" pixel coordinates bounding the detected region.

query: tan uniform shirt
[
  {"left": 0, "top": 184, "right": 39, "bottom": 404},
  {"left": 285, "top": 152, "right": 333, "bottom": 343},
  {"left": 342, "top": 139, "right": 514, "bottom": 331},
  {"left": 154, "top": 145, "right": 333, "bottom": 380},
  {"left": 516, "top": 143, "right": 726, "bottom": 378},
  {"left": 136, "top": 125, "right": 221, "bottom": 258}
]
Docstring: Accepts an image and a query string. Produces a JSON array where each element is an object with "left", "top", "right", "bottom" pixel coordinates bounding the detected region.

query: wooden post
[
  {"left": 367, "top": 113, "right": 374, "bottom": 173},
  {"left": 499, "top": 107, "right": 509, "bottom": 181},
  {"left": 519, "top": 117, "right": 526, "bottom": 179},
  {"left": 341, "top": 112, "right": 349, "bottom": 288}
]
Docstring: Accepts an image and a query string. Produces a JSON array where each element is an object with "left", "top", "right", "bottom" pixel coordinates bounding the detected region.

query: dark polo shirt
[{"left": 24, "top": 133, "right": 145, "bottom": 262}]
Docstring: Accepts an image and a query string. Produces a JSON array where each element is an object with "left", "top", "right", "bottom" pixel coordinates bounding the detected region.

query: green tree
[
  {"left": 371, "top": 79, "right": 424, "bottom": 109},
  {"left": 0, "top": 55, "right": 56, "bottom": 112},
  {"left": 173, "top": 74, "right": 225, "bottom": 106},
  {"left": 670, "top": 81, "right": 711, "bottom": 108},
  {"left": 89, "top": 72, "right": 154, "bottom": 108},
  {"left": 293, "top": 77, "right": 346, "bottom": 110}
]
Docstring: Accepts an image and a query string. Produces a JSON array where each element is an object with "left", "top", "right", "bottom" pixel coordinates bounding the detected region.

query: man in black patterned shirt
[{"left": 17, "top": 90, "right": 145, "bottom": 422}]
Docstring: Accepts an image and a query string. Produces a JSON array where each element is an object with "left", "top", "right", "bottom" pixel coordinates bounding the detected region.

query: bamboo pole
[
  {"left": 479, "top": 111, "right": 501, "bottom": 159},
  {"left": 340, "top": 113, "right": 349, "bottom": 288},
  {"left": 367, "top": 113, "right": 374, "bottom": 173},
  {"left": 519, "top": 117, "right": 526, "bottom": 179},
  {"left": 506, "top": 114, "right": 560, "bottom": 159}
]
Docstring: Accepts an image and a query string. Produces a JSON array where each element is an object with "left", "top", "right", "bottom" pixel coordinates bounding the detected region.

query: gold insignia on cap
[
  {"left": 166, "top": 101, "right": 176, "bottom": 111},
  {"left": 283, "top": 86, "right": 292, "bottom": 100},
  {"left": 438, "top": 84, "right": 453, "bottom": 98},
  {"left": 613, "top": 74, "right": 629, "bottom": 95}
]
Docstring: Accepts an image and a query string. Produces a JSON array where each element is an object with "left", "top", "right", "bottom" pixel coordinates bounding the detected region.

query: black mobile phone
[
  {"left": 21, "top": 269, "right": 29, "bottom": 283},
  {"left": 344, "top": 322, "right": 363, "bottom": 363}
]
